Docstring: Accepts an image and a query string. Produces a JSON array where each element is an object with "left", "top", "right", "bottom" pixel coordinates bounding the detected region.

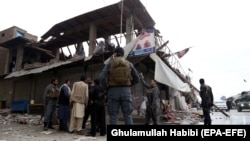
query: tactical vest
[
  {"left": 108, "top": 57, "right": 132, "bottom": 86},
  {"left": 47, "top": 86, "right": 59, "bottom": 98}
]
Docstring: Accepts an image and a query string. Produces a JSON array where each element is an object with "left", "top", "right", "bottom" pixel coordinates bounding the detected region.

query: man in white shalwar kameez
[{"left": 69, "top": 76, "right": 88, "bottom": 134}]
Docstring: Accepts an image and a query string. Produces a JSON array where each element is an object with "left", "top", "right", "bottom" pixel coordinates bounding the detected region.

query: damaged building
[{"left": 0, "top": 0, "right": 200, "bottom": 123}]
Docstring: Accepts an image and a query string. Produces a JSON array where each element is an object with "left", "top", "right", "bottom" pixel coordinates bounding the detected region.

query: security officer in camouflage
[
  {"left": 99, "top": 47, "right": 140, "bottom": 125},
  {"left": 140, "top": 78, "right": 160, "bottom": 125},
  {"left": 43, "top": 78, "right": 59, "bottom": 130}
]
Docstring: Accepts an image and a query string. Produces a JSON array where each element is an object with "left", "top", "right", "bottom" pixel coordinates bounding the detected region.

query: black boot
[
  {"left": 59, "top": 119, "right": 63, "bottom": 131},
  {"left": 44, "top": 122, "right": 48, "bottom": 131},
  {"left": 48, "top": 122, "right": 55, "bottom": 129}
]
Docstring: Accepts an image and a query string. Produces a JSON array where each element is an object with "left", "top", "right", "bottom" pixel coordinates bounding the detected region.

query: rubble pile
[
  {"left": 172, "top": 110, "right": 201, "bottom": 125},
  {"left": 160, "top": 108, "right": 202, "bottom": 125},
  {"left": 0, "top": 109, "right": 42, "bottom": 126}
]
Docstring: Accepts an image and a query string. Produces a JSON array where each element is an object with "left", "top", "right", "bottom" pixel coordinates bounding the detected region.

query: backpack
[{"left": 108, "top": 57, "right": 132, "bottom": 86}]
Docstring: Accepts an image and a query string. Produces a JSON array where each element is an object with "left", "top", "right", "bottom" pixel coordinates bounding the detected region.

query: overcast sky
[{"left": 1, "top": 0, "right": 250, "bottom": 100}]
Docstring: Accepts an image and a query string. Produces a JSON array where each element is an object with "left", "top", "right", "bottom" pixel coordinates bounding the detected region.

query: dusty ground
[
  {"left": 0, "top": 109, "right": 106, "bottom": 141},
  {"left": 0, "top": 122, "right": 106, "bottom": 141},
  {"left": 0, "top": 108, "right": 201, "bottom": 141}
]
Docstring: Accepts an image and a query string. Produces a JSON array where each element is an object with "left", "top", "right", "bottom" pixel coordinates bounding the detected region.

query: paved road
[{"left": 200, "top": 109, "right": 250, "bottom": 125}]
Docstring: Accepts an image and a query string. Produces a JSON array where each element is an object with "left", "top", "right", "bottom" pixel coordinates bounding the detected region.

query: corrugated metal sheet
[{"left": 4, "top": 56, "right": 92, "bottom": 79}]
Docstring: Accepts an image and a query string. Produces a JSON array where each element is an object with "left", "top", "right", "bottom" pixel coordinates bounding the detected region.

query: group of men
[
  {"left": 42, "top": 75, "right": 106, "bottom": 136},
  {"left": 42, "top": 46, "right": 215, "bottom": 139},
  {"left": 42, "top": 47, "right": 163, "bottom": 137}
]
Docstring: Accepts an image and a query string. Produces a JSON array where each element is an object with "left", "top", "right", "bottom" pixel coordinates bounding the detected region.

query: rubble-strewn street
[
  {"left": 0, "top": 109, "right": 106, "bottom": 141},
  {"left": 1, "top": 123, "right": 102, "bottom": 141},
  {"left": 0, "top": 108, "right": 202, "bottom": 141}
]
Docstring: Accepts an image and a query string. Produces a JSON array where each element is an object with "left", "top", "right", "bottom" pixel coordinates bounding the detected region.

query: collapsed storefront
[{"left": 0, "top": 0, "right": 201, "bottom": 124}]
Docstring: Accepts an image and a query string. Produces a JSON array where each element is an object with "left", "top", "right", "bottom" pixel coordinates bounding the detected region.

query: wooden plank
[{"left": 213, "top": 104, "right": 230, "bottom": 117}]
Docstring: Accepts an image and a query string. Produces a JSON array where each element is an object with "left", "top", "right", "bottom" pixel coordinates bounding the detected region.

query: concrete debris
[
  {"left": 0, "top": 109, "right": 41, "bottom": 126},
  {"left": 1, "top": 105, "right": 201, "bottom": 127},
  {"left": 40, "top": 131, "right": 55, "bottom": 135},
  {"left": 74, "top": 136, "right": 97, "bottom": 141},
  {"left": 160, "top": 107, "right": 202, "bottom": 125},
  {"left": 0, "top": 108, "right": 202, "bottom": 141}
]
